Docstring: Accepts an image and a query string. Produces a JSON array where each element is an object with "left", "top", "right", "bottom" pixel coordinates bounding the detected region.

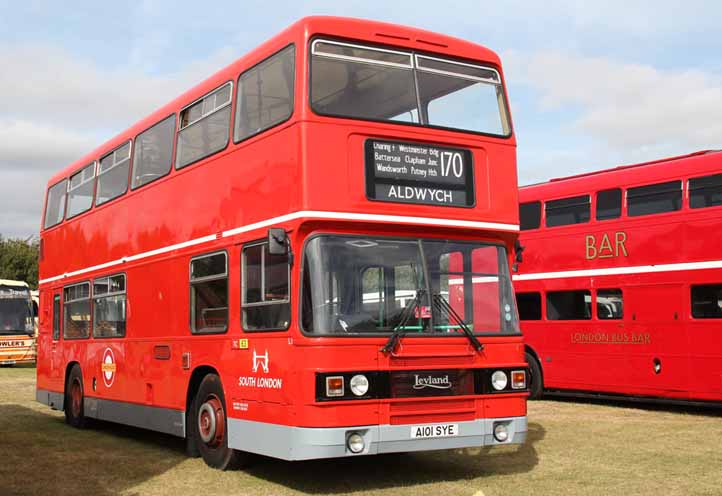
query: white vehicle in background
[{"left": 0, "top": 279, "right": 37, "bottom": 365}]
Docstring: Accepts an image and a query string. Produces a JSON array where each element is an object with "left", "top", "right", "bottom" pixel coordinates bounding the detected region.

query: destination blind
[{"left": 365, "top": 139, "right": 475, "bottom": 207}]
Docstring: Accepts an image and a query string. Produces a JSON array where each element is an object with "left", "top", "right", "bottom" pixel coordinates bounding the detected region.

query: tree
[{"left": 0, "top": 236, "right": 39, "bottom": 288}]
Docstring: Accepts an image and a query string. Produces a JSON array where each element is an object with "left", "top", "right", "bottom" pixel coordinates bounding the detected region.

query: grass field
[{"left": 2, "top": 366, "right": 721, "bottom": 496}]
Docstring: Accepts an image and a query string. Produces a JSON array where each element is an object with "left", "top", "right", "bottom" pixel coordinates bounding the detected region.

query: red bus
[
  {"left": 36, "top": 16, "right": 528, "bottom": 469},
  {"left": 515, "top": 150, "right": 722, "bottom": 405}
]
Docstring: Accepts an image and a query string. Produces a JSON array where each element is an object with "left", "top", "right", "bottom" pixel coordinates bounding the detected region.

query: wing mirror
[{"left": 268, "top": 228, "right": 289, "bottom": 256}]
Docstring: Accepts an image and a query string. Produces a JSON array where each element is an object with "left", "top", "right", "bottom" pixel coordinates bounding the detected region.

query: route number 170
[{"left": 440, "top": 152, "right": 464, "bottom": 178}]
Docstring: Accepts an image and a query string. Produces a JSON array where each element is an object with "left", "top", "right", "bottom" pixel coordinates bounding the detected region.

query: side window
[
  {"left": 516, "top": 292, "right": 541, "bottom": 321},
  {"left": 627, "top": 180, "right": 682, "bottom": 216},
  {"left": 519, "top": 201, "right": 541, "bottom": 230},
  {"left": 52, "top": 295, "right": 61, "bottom": 340},
  {"left": 242, "top": 243, "right": 290, "bottom": 331},
  {"left": 596, "top": 188, "right": 622, "bottom": 220},
  {"left": 132, "top": 115, "right": 176, "bottom": 189},
  {"left": 63, "top": 282, "right": 91, "bottom": 339},
  {"left": 691, "top": 284, "right": 722, "bottom": 319},
  {"left": 96, "top": 142, "right": 131, "bottom": 205},
  {"left": 545, "top": 195, "right": 590, "bottom": 227},
  {"left": 689, "top": 173, "right": 722, "bottom": 209},
  {"left": 66, "top": 163, "right": 96, "bottom": 218},
  {"left": 93, "top": 274, "right": 126, "bottom": 337},
  {"left": 44, "top": 180, "right": 68, "bottom": 229},
  {"left": 546, "top": 290, "right": 591, "bottom": 320},
  {"left": 176, "top": 83, "right": 232, "bottom": 169},
  {"left": 235, "top": 45, "right": 295, "bottom": 142},
  {"left": 597, "top": 289, "right": 623, "bottom": 320},
  {"left": 190, "top": 252, "right": 228, "bottom": 333}
]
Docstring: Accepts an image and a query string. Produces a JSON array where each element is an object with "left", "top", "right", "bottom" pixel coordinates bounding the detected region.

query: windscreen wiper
[
  {"left": 381, "top": 289, "right": 425, "bottom": 354},
  {"left": 431, "top": 293, "right": 483, "bottom": 352}
]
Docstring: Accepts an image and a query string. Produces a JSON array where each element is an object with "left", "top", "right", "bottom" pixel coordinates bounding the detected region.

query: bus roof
[
  {"left": 520, "top": 149, "right": 722, "bottom": 201},
  {"left": 0, "top": 280, "right": 30, "bottom": 288},
  {"left": 47, "top": 16, "right": 503, "bottom": 187}
]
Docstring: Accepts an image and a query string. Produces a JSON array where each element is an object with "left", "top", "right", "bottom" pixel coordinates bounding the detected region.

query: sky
[{"left": 2, "top": 0, "right": 721, "bottom": 239}]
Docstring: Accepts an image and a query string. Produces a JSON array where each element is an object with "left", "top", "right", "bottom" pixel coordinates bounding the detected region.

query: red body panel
[
  {"left": 36, "top": 16, "right": 525, "bottom": 439},
  {"left": 516, "top": 150, "right": 722, "bottom": 402}
]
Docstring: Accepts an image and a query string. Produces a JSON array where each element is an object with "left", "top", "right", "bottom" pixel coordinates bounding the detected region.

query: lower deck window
[
  {"left": 597, "top": 289, "right": 623, "bottom": 320},
  {"left": 63, "top": 283, "right": 91, "bottom": 339},
  {"left": 547, "top": 290, "right": 591, "bottom": 320},
  {"left": 691, "top": 284, "right": 722, "bottom": 319},
  {"left": 190, "top": 252, "right": 228, "bottom": 333},
  {"left": 516, "top": 292, "right": 541, "bottom": 320},
  {"left": 242, "top": 243, "right": 290, "bottom": 331},
  {"left": 93, "top": 274, "right": 126, "bottom": 337}
]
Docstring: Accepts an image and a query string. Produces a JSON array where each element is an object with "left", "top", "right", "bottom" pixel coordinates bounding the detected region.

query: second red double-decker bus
[
  {"left": 36, "top": 16, "right": 528, "bottom": 469},
  {"left": 515, "top": 150, "right": 722, "bottom": 405}
]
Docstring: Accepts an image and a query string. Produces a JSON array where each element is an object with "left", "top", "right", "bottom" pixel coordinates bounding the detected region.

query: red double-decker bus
[
  {"left": 36, "top": 16, "right": 528, "bottom": 469},
  {"left": 515, "top": 150, "right": 722, "bottom": 404}
]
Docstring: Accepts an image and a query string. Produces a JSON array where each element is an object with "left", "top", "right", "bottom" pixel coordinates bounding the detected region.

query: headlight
[
  {"left": 493, "top": 422, "right": 509, "bottom": 442},
  {"left": 491, "top": 370, "right": 508, "bottom": 391},
  {"left": 349, "top": 374, "right": 369, "bottom": 396},
  {"left": 347, "top": 432, "right": 365, "bottom": 453},
  {"left": 326, "top": 376, "right": 344, "bottom": 397}
]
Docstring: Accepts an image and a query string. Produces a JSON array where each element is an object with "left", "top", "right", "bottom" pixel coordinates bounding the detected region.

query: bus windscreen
[{"left": 0, "top": 287, "right": 33, "bottom": 335}]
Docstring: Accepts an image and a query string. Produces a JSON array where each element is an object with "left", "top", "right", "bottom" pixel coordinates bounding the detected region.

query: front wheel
[
  {"left": 525, "top": 352, "right": 543, "bottom": 400},
  {"left": 64, "top": 364, "right": 87, "bottom": 428},
  {"left": 191, "top": 374, "right": 248, "bottom": 470}
]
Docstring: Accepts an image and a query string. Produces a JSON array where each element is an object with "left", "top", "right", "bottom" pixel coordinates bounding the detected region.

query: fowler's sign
[{"left": 365, "top": 139, "right": 474, "bottom": 208}]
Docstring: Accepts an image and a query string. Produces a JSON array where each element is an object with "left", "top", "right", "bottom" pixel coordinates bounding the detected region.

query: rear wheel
[
  {"left": 64, "top": 364, "right": 87, "bottom": 428},
  {"left": 525, "top": 352, "right": 543, "bottom": 400},
  {"left": 191, "top": 374, "right": 247, "bottom": 470}
]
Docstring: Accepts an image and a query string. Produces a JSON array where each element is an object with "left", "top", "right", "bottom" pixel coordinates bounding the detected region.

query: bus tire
[
  {"left": 64, "top": 364, "right": 87, "bottom": 428},
  {"left": 525, "top": 352, "right": 543, "bottom": 400},
  {"left": 192, "top": 374, "right": 247, "bottom": 470}
]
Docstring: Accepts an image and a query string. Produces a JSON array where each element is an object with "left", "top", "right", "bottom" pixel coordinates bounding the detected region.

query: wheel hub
[{"left": 197, "top": 395, "right": 224, "bottom": 446}]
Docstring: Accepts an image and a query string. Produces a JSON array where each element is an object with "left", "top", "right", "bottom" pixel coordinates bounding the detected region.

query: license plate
[{"left": 410, "top": 423, "right": 459, "bottom": 439}]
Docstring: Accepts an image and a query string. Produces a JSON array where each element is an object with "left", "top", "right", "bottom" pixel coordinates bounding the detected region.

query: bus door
[
  {"left": 49, "top": 290, "right": 64, "bottom": 391},
  {"left": 624, "top": 283, "right": 688, "bottom": 397},
  {"left": 687, "top": 283, "right": 722, "bottom": 399}
]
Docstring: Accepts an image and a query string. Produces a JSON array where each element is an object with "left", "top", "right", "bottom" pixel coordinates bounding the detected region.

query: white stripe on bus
[
  {"left": 512, "top": 259, "right": 722, "bottom": 282},
  {"left": 39, "top": 210, "right": 519, "bottom": 285}
]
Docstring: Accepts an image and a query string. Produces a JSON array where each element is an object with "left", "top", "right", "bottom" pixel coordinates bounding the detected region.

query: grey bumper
[{"left": 228, "top": 416, "right": 527, "bottom": 461}]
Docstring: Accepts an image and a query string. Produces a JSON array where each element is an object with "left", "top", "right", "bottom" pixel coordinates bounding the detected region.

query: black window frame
[
  {"left": 519, "top": 201, "right": 542, "bottom": 231},
  {"left": 689, "top": 173, "right": 722, "bottom": 209},
  {"left": 92, "top": 273, "right": 127, "bottom": 338},
  {"left": 596, "top": 188, "right": 622, "bottom": 221},
  {"left": 546, "top": 290, "right": 592, "bottom": 321},
  {"left": 241, "top": 240, "right": 291, "bottom": 333},
  {"left": 233, "top": 44, "right": 296, "bottom": 145},
  {"left": 131, "top": 114, "right": 177, "bottom": 190},
  {"left": 627, "top": 180, "right": 682, "bottom": 217},
  {"left": 691, "top": 284, "right": 722, "bottom": 319},
  {"left": 545, "top": 195, "right": 591, "bottom": 228},
  {"left": 189, "top": 251, "right": 229, "bottom": 334},
  {"left": 175, "top": 81, "right": 233, "bottom": 170},
  {"left": 43, "top": 179, "right": 68, "bottom": 230},
  {"left": 63, "top": 281, "right": 92, "bottom": 340},
  {"left": 516, "top": 292, "right": 542, "bottom": 321}
]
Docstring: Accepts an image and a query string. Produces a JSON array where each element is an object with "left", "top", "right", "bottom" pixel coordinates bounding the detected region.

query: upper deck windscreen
[{"left": 310, "top": 40, "right": 511, "bottom": 137}]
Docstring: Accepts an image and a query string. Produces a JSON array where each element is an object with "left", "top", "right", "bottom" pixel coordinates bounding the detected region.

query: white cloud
[{"left": 506, "top": 50, "right": 722, "bottom": 152}]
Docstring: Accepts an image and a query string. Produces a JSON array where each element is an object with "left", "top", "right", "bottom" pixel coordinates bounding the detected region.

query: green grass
[{"left": 2, "top": 366, "right": 721, "bottom": 495}]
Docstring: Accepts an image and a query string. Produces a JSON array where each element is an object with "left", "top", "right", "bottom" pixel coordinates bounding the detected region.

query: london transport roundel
[{"left": 102, "top": 347, "right": 117, "bottom": 388}]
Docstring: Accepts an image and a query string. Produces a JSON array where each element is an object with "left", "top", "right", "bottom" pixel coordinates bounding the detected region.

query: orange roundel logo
[{"left": 101, "top": 348, "right": 117, "bottom": 387}]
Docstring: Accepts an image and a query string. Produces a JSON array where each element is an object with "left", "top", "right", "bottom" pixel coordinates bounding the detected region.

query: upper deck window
[
  {"left": 132, "top": 115, "right": 176, "bottom": 189},
  {"left": 310, "top": 39, "right": 510, "bottom": 137},
  {"left": 96, "top": 142, "right": 131, "bottom": 206},
  {"left": 66, "top": 163, "right": 96, "bottom": 219},
  {"left": 596, "top": 188, "right": 622, "bottom": 220},
  {"left": 235, "top": 45, "right": 295, "bottom": 142},
  {"left": 519, "top": 201, "right": 541, "bottom": 230},
  {"left": 627, "top": 180, "right": 681, "bottom": 216},
  {"left": 176, "top": 82, "right": 232, "bottom": 169},
  {"left": 545, "top": 195, "right": 590, "bottom": 227},
  {"left": 44, "top": 179, "right": 68, "bottom": 229},
  {"left": 689, "top": 173, "right": 722, "bottom": 209}
]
